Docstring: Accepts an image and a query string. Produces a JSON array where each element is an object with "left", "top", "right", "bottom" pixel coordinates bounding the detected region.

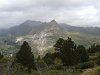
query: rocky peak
[
  {"left": 49, "top": 19, "right": 58, "bottom": 25},
  {"left": 46, "top": 20, "right": 61, "bottom": 31}
]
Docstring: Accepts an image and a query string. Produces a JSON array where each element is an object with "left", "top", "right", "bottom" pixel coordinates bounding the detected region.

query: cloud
[{"left": 0, "top": 0, "right": 100, "bottom": 28}]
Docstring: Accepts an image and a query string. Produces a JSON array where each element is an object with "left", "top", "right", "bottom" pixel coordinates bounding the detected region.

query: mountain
[
  {"left": 1, "top": 20, "right": 100, "bottom": 56},
  {"left": 61, "top": 24, "right": 100, "bottom": 36},
  {"left": 16, "top": 20, "right": 65, "bottom": 55},
  {"left": 7, "top": 20, "right": 42, "bottom": 36},
  {"left": 3, "top": 20, "right": 100, "bottom": 37}
]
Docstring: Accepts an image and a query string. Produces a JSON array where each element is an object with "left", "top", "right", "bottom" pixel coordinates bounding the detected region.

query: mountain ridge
[
  {"left": 1, "top": 20, "right": 100, "bottom": 55},
  {"left": 1, "top": 20, "right": 100, "bottom": 36},
  {"left": 16, "top": 20, "right": 65, "bottom": 55}
]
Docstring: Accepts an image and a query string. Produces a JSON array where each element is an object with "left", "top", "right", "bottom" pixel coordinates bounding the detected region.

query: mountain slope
[
  {"left": 65, "top": 32, "right": 100, "bottom": 47},
  {"left": 16, "top": 20, "right": 65, "bottom": 55},
  {"left": 61, "top": 24, "right": 100, "bottom": 36},
  {"left": 7, "top": 20, "right": 42, "bottom": 36},
  {"left": 1, "top": 20, "right": 100, "bottom": 56}
]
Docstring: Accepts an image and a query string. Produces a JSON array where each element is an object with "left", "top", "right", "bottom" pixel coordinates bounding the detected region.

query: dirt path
[
  {"left": 81, "top": 67, "right": 100, "bottom": 75},
  {"left": 81, "top": 68, "right": 93, "bottom": 75}
]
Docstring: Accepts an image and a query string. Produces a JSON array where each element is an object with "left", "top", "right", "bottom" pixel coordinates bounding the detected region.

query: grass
[
  {"left": 81, "top": 66, "right": 100, "bottom": 75},
  {"left": 65, "top": 31, "right": 100, "bottom": 47},
  {"left": 19, "top": 69, "right": 81, "bottom": 75},
  {"left": 81, "top": 52, "right": 100, "bottom": 75}
]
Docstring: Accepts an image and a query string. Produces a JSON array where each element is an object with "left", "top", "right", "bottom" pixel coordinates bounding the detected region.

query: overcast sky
[{"left": 0, "top": 0, "right": 100, "bottom": 28}]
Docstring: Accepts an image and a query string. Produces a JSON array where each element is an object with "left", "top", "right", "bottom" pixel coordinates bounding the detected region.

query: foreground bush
[
  {"left": 75, "top": 61, "right": 94, "bottom": 69},
  {"left": 96, "top": 55, "right": 100, "bottom": 65}
]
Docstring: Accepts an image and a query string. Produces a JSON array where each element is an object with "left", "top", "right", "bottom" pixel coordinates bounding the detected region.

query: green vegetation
[
  {"left": 1, "top": 37, "right": 100, "bottom": 75},
  {"left": 75, "top": 61, "right": 94, "bottom": 69},
  {"left": 53, "top": 37, "right": 89, "bottom": 66},
  {"left": 0, "top": 52, "right": 3, "bottom": 59},
  {"left": 15, "top": 41, "right": 35, "bottom": 72},
  {"left": 88, "top": 44, "right": 100, "bottom": 53}
]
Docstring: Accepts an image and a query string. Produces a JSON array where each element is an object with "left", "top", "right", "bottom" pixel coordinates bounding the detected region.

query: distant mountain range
[
  {"left": 61, "top": 24, "right": 100, "bottom": 36},
  {"left": 0, "top": 20, "right": 100, "bottom": 56},
  {"left": 1, "top": 20, "right": 100, "bottom": 36}
]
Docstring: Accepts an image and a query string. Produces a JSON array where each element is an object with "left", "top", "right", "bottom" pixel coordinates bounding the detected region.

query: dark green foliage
[
  {"left": 54, "top": 37, "right": 77, "bottom": 66},
  {"left": 95, "top": 45, "right": 100, "bottom": 52},
  {"left": 54, "top": 38, "right": 76, "bottom": 66},
  {"left": 75, "top": 61, "right": 94, "bottom": 69},
  {"left": 88, "top": 44, "right": 100, "bottom": 53},
  {"left": 88, "top": 44, "right": 96, "bottom": 53},
  {"left": 96, "top": 55, "right": 100, "bottom": 65},
  {"left": 16, "top": 41, "right": 35, "bottom": 72},
  {"left": 54, "top": 37, "right": 89, "bottom": 66},
  {"left": 96, "top": 59, "right": 100, "bottom": 65},
  {"left": 0, "top": 53, "right": 3, "bottom": 59},
  {"left": 52, "top": 52, "right": 61, "bottom": 59},
  {"left": 76, "top": 45, "right": 89, "bottom": 63},
  {"left": 54, "top": 38, "right": 65, "bottom": 52},
  {"left": 43, "top": 51, "right": 62, "bottom": 66},
  {"left": 43, "top": 52, "right": 54, "bottom": 65}
]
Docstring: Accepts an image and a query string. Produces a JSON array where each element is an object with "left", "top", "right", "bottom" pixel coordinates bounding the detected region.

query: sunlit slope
[{"left": 65, "top": 32, "right": 100, "bottom": 47}]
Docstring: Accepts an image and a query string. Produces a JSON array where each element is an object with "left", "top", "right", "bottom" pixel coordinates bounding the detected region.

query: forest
[{"left": 0, "top": 37, "right": 100, "bottom": 75}]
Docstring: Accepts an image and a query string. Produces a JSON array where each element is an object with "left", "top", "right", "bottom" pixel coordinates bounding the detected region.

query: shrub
[
  {"left": 75, "top": 61, "right": 94, "bottom": 69},
  {"left": 0, "top": 53, "right": 3, "bottom": 59},
  {"left": 96, "top": 55, "right": 100, "bottom": 65}
]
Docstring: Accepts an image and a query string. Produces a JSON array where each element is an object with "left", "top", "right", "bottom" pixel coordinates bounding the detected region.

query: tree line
[
  {"left": 9, "top": 37, "right": 100, "bottom": 73},
  {"left": 43, "top": 37, "right": 89, "bottom": 66}
]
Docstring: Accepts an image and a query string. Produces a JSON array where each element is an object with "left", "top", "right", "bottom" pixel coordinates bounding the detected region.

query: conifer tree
[
  {"left": 16, "top": 41, "right": 35, "bottom": 72},
  {"left": 76, "top": 45, "right": 89, "bottom": 63},
  {"left": 54, "top": 37, "right": 76, "bottom": 66}
]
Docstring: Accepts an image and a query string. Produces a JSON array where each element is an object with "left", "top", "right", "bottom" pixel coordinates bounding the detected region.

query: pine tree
[
  {"left": 76, "top": 45, "right": 89, "bottom": 63},
  {"left": 54, "top": 37, "right": 76, "bottom": 66},
  {"left": 88, "top": 44, "right": 100, "bottom": 53},
  {"left": 43, "top": 52, "right": 54, "bottom": 65},
  {"left": 54, "top": 38, "right": 65, "bottom": 52},
  {"left": 95, "top": 45, "right": 100, "bottom": 52},
  {"left": 88, "top": 44, "right": 96, "bottom": 53},
  {"left": 63, "top": 37, "right": 76, "bottom": 66},
  {"left": 0, "top": 53, "right": 3, "bottom": 59},
  {"left": 16, "top": 41, "right": 35, "bottom": 72}
]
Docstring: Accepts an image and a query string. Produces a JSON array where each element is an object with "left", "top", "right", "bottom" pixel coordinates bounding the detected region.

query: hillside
[
  {"left": 16, "top": 20, "right": 65, "bottom": 55},
  {"left": 0, "top": 20, "right": 100, "bottom": 55},
  {"left": 62, "top": 24, "right": 100, "bottom": 36}
]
